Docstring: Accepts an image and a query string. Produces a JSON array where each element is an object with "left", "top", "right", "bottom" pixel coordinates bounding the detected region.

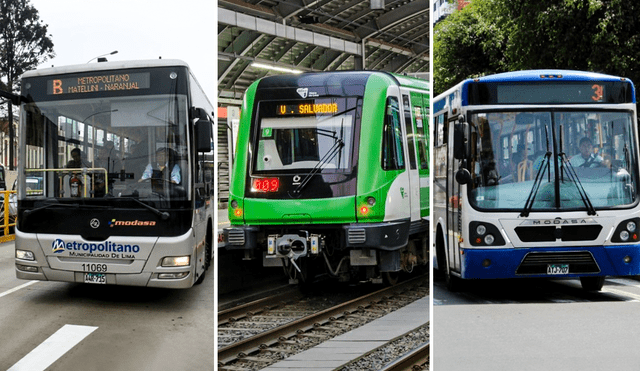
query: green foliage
[
  {"left": 0, "top": 0, "right": 54, "bottom": 93},
  {"left": 434, "top": 0, "right": 640, "bottom": 97}
]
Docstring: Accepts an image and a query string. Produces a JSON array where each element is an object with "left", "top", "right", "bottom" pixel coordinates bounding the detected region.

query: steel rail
[
  {"left": 381, "top": 341, "right": 429, "bottom": 371},
  {"left": 218, "top": 289, "right": 304, "bottom": 325},
  {"left": 218, "top": 274, "right": 428, "bottom": 365}
]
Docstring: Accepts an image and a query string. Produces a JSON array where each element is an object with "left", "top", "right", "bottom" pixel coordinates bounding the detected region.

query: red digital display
[{"left": 252, "top": 178, "right": 280, "bottom": 192}]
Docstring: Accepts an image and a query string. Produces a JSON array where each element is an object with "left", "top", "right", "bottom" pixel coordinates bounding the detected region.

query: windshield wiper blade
[
  {"left": 23, "top": 202, "right": 80, "bottom": 218},
  {"left": 290, "top": 119, "right": 346, "bottom": 197},
  {"left": 520, "top": 151, "right": 552, "bottom": 217},
  {"left": 117, "top": 197, "right": 170, "bottom": 220},
  {"left": 558, "top": 153, "right": 596, "bottom": 215},
  {"left": 290, "top": 137, "right": 344, "bottom": 197}
]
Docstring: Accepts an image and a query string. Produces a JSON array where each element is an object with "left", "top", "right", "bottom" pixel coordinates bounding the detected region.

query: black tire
[{"left": 580, "top": 276, "right": 605, "bottom": 291}]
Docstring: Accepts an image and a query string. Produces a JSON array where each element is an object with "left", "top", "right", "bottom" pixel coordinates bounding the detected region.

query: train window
[
  {"left": 382, "top": 97, "right": 405, "bottom": 170},
  {"left": 403, "top": 95, "right": 417, "bottom": 170},
  {"left": 414, "top": 105, "right": 429, "bottom": 170}
]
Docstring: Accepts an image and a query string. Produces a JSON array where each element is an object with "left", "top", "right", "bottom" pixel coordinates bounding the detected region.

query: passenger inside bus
[
  {"left": 569, "top": 137, "right": 603, "bottom": 168},
  {"left": 139, "top": 147, "right": 181, "bottom": 184},
  {"left": 66, "top": 148, "right": 89, "bottom": 168}
]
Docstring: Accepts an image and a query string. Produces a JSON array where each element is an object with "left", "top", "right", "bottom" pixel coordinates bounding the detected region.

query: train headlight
[
  {"left": 484, "top": 234, "right": 495, "bottom": 245},
  {"left": 230, "top": 200, "right": 238, "bottom": 209},
  {"left": 16, "top": 250, "right": 35, "bottom": 261},
  {"left": 476, "top": 224, "right": 487, "bottom": 236},
  {"left": 627, "top": 221, "right": 637, "bottom": 233},
  {"left": 620, "top": 230, "right": 630, "bottom": 242},
  {"left": 162, "top": 256, "right": 190, "bottom": 267},
  {"left": 366, "top": 197, "right": 376, "bottom": 206}
]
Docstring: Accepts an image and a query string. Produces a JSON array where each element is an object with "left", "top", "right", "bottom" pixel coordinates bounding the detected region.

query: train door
[{"left": 401, "top": 91, "right": 420, "bottom": 222}]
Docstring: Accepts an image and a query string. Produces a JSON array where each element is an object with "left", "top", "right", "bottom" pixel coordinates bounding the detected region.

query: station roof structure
[{"left": 218, "top": 0, "right": 430, "bottom": 104}]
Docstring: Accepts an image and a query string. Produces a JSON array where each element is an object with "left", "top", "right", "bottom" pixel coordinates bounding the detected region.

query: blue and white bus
[
  {"left": 433, "top": 70, "right": 640, "bottom": 291},
  {"left": 13, "top": 59, "right": 215, "bottom": 288}
]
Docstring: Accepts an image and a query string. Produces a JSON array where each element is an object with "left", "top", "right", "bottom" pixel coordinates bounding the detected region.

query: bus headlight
[
  {"left": 16, "top": 250, "right": 35, "bottom": 261},
  {"left": 627, "top": 221, "right": 637, "bottom": 233},
  {"left": 612, "top": 218, "right": 640, "bottom": 243},
  {"left": 484, "top": 234, "right": 495, "bottom": 245},
  {"left": 469, "top": 221, "right": 505, "bottom": 246},
  {"left": 620, "top": 230, "right": 630, "bottom": 242},
  {"left": 162, "top": 256, "right": 190, "bottom": 267}
]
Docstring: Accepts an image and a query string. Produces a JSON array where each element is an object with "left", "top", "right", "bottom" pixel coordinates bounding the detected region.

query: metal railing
[{"left": 0, "top": 190, "right": 16, "bottom": 243}]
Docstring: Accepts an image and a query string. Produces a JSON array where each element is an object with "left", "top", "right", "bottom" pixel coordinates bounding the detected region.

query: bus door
[
  {"left": 446, "top": 115, "right": 462, "bottom": 275},
  {"left": 401, "top": 93, "right": 420, "bottom": 222}
]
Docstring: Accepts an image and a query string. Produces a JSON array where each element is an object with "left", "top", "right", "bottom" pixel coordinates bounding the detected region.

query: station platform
[{"left": 262, "top": 295, "right": 430, "bottom": 371}]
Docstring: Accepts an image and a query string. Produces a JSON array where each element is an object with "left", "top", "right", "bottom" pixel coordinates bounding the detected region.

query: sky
[{"left": 28, "top": 0, "right": 217, "bottom": 103}]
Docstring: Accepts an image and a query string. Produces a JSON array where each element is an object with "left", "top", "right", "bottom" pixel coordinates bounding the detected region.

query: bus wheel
[
  {"left": 580, "top": 276, "right": 605, "bottom": 291},
  {"left": 383, "top": 271, "right": 400, "bottom": 286}
]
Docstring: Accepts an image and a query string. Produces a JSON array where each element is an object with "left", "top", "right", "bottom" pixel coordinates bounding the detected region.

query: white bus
[
  {"left": 14, "top": 59, "right": 214, "bottom": 288},
  {"left": 433, "top": 70, "right": 640, "bottom": 291}
]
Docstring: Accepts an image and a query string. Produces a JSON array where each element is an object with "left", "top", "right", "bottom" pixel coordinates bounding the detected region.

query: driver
[
  {"left": 139, "top": 147, "right": 181, "bottom": 184},
  {"left": 569, "top": 137, "right": 603, "bottom": 168}
]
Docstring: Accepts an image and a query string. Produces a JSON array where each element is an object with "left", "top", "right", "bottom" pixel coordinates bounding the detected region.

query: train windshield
[
  {"left": 253, "top": 97, "right": 358, "bottom": 173},
  {"left": 19, "top": 93, "right": 190, "bottom": 202},
  {"left": 469, "top": 110, "right": 638, "bottom": 211}
]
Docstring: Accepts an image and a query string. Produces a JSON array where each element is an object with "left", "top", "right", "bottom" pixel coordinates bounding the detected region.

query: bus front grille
[
  {"left": 516, "top": 251, "right": 600, "bottom": 275},
  {"left": 515, "top": 225, "right": 603, "bottom": 242}
]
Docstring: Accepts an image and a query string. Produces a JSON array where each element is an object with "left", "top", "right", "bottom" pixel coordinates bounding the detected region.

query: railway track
[{"left": 218, "top": 274, "right": 429, "bottom": 370}]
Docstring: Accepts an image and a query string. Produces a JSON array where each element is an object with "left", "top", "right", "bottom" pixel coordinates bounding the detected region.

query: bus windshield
[
  {"left": 469, "top": 110, "right": 638, "bottom": 211},
  {"left": 252, "top": 97, "right": 358, "bottom": 174},
  {"left": 20, "top": 93, "right": 190, "bottom": 201}
]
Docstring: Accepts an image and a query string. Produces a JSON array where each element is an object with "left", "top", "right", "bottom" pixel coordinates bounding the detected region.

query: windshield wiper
[
  {"left": 23, "top": 202, "right": 81, "bottom": 218},
  {"left": 116, "top": 197, "right": 170, "bottom": 220},
  {"left": 558, "top": 152, "right": 596, "bottom": 215},
  {"left": 290, "top": 120, "right": 345, "bottom": 197},
  {"left": 520, "top": 151, "right": 552, "bottom": 217},
  {"left": 521, "top": 126, "right": 552, "bottom": 217}
]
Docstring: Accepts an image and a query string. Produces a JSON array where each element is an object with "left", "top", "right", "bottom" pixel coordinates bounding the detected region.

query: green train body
[{"left": 223, "top": 71, "right": 429, "bottom": 284}]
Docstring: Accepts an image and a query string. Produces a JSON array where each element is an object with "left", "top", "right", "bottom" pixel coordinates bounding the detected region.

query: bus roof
[
  {"left": 473, "top": 69, "right": 631, "bottom": 83},
  {"left": 22, "top": 59, "right": 190, "bottom": 79}
]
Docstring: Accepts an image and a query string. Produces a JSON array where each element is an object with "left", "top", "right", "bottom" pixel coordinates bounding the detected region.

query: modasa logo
[{"left": 109, "top": 219, "right": 157, "bottom": 228}]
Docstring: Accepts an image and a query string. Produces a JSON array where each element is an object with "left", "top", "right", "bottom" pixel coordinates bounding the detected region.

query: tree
[
  {"left": 0, "top": 0, "right": 54, "bottom": 169},
  {"left": 434, "top": 0, "right": 640, "bottom": 101},
  {"left": 433, "top": 0, "right": 507, "bottom": 95}
]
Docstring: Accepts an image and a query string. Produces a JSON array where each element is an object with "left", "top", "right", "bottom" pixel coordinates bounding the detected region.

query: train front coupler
[{"left": 265, "top": 232, "right": 325, "bottom": 282}]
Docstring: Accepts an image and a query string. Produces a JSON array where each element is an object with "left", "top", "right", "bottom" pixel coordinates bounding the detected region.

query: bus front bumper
[{"left": 459, "top": 245, "right": 640, "bottom": 279}]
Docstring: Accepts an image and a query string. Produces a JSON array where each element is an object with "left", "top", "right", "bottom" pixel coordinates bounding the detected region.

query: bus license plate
[
  {"left": 547, "top": 264, "right": 569, "bottom": 275},
  {"left": 84, "top": 273, "right": 106, "bottom": 284}
]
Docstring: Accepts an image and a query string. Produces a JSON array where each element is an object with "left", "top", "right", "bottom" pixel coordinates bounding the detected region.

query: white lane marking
[
  {"left": 602, "top": 287, "right": 640, "bottom": 302},
  {"left": 607, "top": 277, "right": 640, "bottom": 288},
  {"left": 7, "top": 324, "right": 98, "bottom": 371},
  {"left": 0, "top": 281, "right": 37, "bottom": 299}
]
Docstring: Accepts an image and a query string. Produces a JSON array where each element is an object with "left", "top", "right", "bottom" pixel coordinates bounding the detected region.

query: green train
[{"left": 222, "top": 71, "right": 429, "bottom": 285}]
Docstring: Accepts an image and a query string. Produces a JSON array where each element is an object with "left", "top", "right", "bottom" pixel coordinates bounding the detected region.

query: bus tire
[{"left": 580, "top": 276, "right": 605, "bottom": 291}]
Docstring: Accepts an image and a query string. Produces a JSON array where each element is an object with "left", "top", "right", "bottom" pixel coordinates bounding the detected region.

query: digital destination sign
[
  {"left": 276, "top": 102, "right": 339, "bottom": 116},
  {"left": 468, "top": 81, "right": 633, "bottom": 105},
  {"left": 47, "top": 72, "right": 151, "bottom": 95}
]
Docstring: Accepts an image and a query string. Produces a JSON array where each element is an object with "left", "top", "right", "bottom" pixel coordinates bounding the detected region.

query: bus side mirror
[
  {"left": 455, "top": 168, "right": 471, "bottom": 185},
  {"left": 453, "top": 122, "right": 467, "bottom": 160},
  {"left": 196, "top": 119, "right": 213, "bottom": 152}
]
